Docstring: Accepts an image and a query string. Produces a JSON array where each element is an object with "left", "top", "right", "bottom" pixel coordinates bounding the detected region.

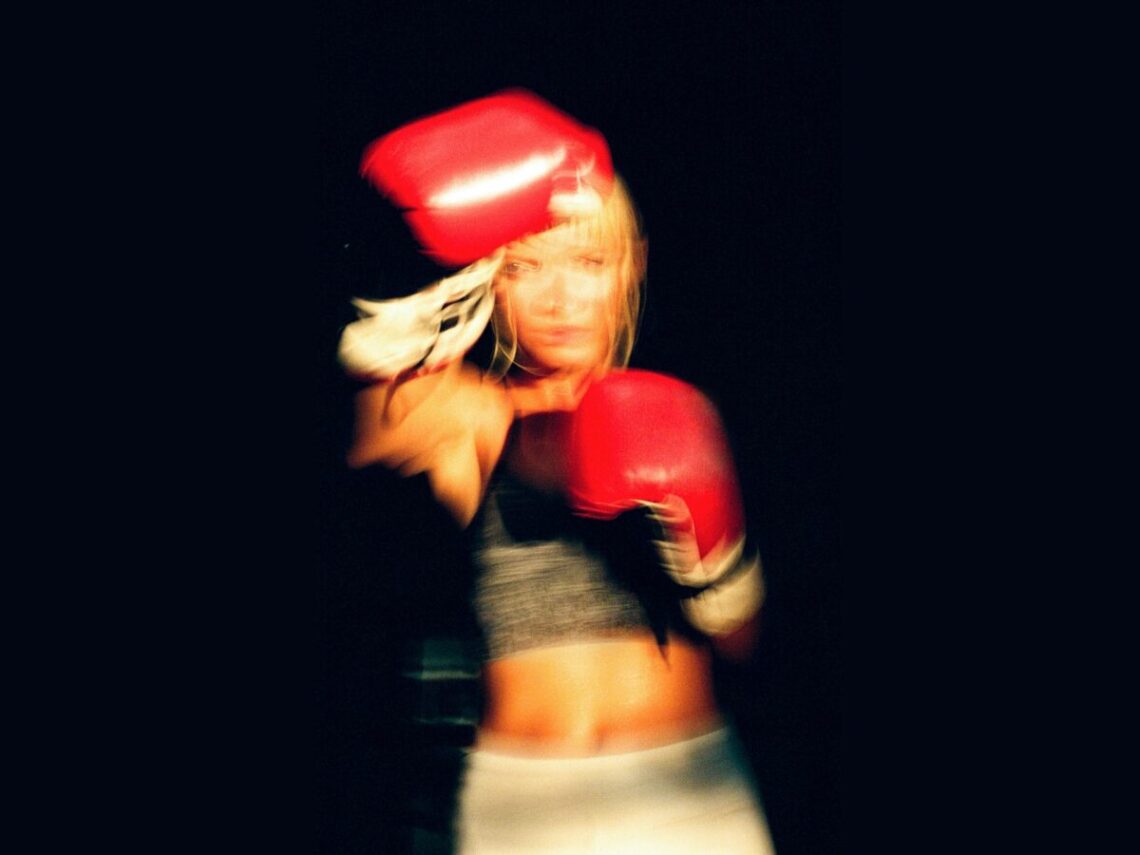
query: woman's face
[{"left": 495, "top": 224, "right": 620, "bottom": 374}]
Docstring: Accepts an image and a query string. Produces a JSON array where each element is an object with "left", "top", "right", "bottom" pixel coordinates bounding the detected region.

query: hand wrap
[{"left": 336, "top": 253, "right": 499, "bottom": 381}]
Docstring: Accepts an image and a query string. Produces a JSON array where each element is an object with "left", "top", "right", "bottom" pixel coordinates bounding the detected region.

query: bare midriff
[{"left": 476, "top": 631, "right": 722, "bottom": 756}]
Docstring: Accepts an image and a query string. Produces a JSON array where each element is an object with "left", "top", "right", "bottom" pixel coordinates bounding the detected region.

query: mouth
[{"left": 540, "top": 326, "right": 593, "bottom": 344}]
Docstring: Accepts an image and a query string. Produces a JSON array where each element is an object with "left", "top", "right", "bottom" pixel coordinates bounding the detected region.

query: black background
[{"left": 316, "top": 3, "right": 841, "bottom": 853}]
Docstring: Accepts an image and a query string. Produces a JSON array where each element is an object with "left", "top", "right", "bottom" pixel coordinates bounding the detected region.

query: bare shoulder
[{"left": 347, "top": 362, "right": 513, "bottom": 526}]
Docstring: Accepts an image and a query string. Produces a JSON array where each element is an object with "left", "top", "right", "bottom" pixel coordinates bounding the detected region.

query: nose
[{"left": 541, "top": 267, "right": 572, "bottom": 314}]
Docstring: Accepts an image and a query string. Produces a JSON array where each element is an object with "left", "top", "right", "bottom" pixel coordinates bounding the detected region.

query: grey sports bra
[{"left": 467, "top": 461, "right": 669, "bottom": 661}]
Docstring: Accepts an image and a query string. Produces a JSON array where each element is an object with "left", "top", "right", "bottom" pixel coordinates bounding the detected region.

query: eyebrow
[{"left": 510, "top": 245, "right": 608, "bottom": 257}]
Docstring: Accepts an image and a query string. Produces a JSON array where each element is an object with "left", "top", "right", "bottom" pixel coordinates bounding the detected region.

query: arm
[
  {"left": 341, "top": 90, "right": 614, "bottom": 524},
  {"left": 335, "top": 255, "right": 510, "bottom": 524},
  {"left": 347, "top": 362, "right": 512, "bottom": 527}
]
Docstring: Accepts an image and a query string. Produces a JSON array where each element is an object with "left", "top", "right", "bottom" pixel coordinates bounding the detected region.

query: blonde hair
[{"left": 487, "top": 175, "right": 647, "bottom": 378}]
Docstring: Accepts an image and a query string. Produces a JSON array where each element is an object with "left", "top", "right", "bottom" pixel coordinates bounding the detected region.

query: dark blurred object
[{"left": 319, "top": 466, "right": 482, "bottom": 855}]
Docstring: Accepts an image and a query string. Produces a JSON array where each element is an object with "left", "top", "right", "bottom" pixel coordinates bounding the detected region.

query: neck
[{"left": 506, "top": 368, "right": 602, "bottom": 416}]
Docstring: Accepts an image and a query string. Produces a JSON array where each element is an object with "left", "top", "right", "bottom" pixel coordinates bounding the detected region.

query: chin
[{"left": 533, "top": 348, "right": 606, "bottom": 374}]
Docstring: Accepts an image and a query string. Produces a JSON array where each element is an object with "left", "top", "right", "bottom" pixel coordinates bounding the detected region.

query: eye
[
  {"left": 500, "top": 259, "right": 539, "bottom": 277},
  {"left": 574, "top": 255, "right": 606, "bottom": 269}
]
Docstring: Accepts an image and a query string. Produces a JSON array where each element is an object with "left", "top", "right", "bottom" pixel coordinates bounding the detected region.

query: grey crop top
[{"left": 468, "top": 462, "right": 681, "bottom": 661}]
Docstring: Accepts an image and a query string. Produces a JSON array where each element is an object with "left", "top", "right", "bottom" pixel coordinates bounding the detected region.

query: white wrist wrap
[
  {"left": 640, "top": 495, "right": 742, "bottom": 588},
  {"left": 637, "top": 494, "right": 764, "bottom": 635},
  {"left": 336, "top": 253, "right": 500, "bottom": 381},
  {"left": 680, "top": 553, "right": 766, "bottom": 637}
]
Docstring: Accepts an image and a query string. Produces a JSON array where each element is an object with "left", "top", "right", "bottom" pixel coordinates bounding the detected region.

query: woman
[{"left": 339, "top": 91, "right": 774, "bottom": 854}]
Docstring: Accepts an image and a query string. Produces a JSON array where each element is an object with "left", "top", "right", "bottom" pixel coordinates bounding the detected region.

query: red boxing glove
[
  {"left": 566, "top": 370, "right": 747, "bottom": 585},
  {"left": 361, "top": 89, "right": 614, "bottom": 268},
  {"left": 567, "top": 370, "right": 765, "bottom": 635}
]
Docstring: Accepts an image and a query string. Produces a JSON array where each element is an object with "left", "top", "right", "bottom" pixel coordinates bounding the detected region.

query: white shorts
[{"left": 455, "top": 727, "right": 775, "bottom": 854}]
